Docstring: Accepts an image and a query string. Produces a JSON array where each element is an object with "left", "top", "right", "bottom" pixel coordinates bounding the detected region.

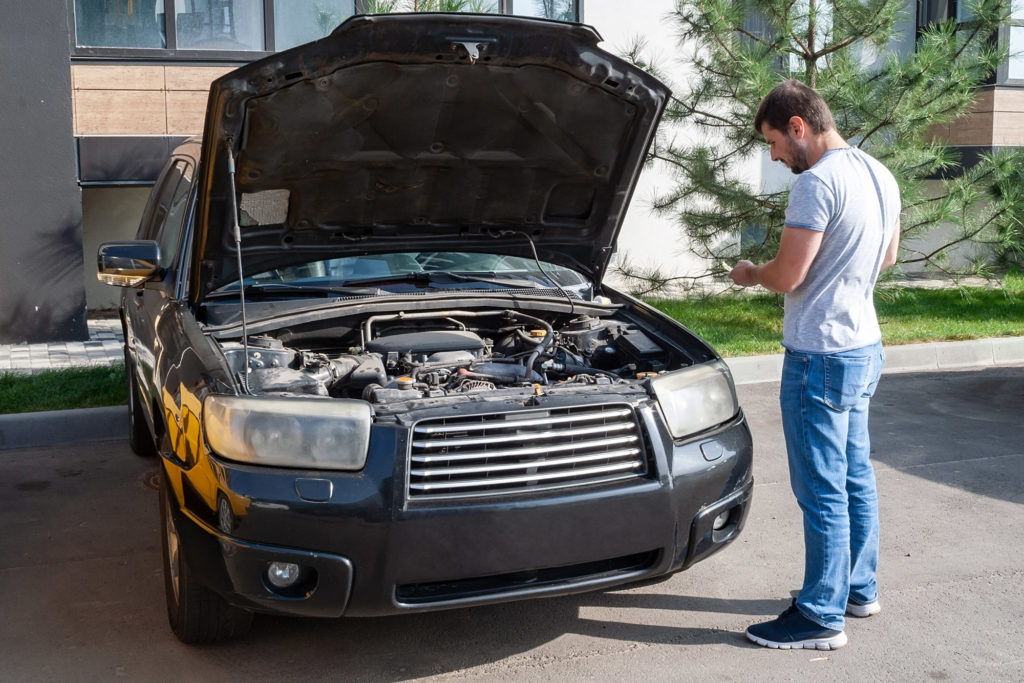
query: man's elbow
[
  {"left": 879, "top": 249, "right": 899, "bottom": 272},
  {"left": 773, "top": 273, "right": 806, "bottom": 293},
  {"left": 776, "top": 282, "right": 800, "bottom": 294}
]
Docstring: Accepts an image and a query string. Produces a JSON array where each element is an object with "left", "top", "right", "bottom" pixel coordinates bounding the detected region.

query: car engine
[{"left": 219, "top": 308, "right": 678, "bottom": 410}]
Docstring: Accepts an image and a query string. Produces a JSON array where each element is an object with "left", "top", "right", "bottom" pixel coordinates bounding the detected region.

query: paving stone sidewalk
[{"left": 0, "top": 317, "right": 123, "bottom": 374}]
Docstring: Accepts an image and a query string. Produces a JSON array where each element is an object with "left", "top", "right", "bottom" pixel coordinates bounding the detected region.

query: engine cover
[{"left": 366, "top": 330, "right": 485, "bottom": 356}]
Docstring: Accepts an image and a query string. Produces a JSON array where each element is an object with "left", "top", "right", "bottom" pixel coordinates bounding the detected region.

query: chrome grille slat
[
  {"left": 411, "top": 434, "right": 640, "bottom": 463},
  {"left": 412, "top": 420, "right": 635, "bottom": 449},
  {"left": 413, "top": 408, "right": 633, "bottom": 434},
  {"left": 410, "top": 460, "right": 645, "bottom": 491},
  {"left": 407, "top": 404, "right": 648, "bottom": 500},
  {"left": 411, "top": 447, "right": 643, "bottom": 477}
]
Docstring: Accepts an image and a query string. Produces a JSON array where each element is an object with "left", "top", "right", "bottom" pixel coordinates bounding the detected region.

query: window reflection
[
  {"left": 1011, "top": 26, "right": 1024, "bottom": 80},
  {"left": 512, "top": 0, "right": 575, "bottom": 22},
  {"left": 74, "top": 0, "right": 166, "bottom": 48},
  {"left": 174, "top": 0, "right": 264, "bottom": 51},
  {"left": 75, "top": 0, "right": 580, "bottom": 52},
  {"left": 273, "top": 0, "right": 355, "bottom": 51}
]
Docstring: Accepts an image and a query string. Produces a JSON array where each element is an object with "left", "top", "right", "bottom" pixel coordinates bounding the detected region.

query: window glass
[
  {"left": 918, "top": 0, "right": 951, "bottom": 25},
  {"left": 1014, "top": 0, "right": 1024, "bottom": 20},
  {"left": 466, "top": 0, "right": 500, "bottom": 11},
  {"left": 510, "top": 0, "right": 575, "bottom": 21},
  {"left": 156, "top": 163, "right": 193, "bottom": 267},
  {"left": 74, "top": 0, "right": 166, "bottom": 48},
  {"left": 174, "top": 0, "right": 265, "bottom": 51},
  {"left": 1010, "top": 26, "right": 1024, "bottom": 79},
  {"left": 138, "top": 164, "right": 180, "bottom": 240},
  {"left": 273, "top": 0, "right": 355, "bottom": 51}
]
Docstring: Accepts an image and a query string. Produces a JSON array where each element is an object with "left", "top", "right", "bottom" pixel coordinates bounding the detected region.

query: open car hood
[{"left": 190, "top": 13, "right": 669, "bottom": 304}]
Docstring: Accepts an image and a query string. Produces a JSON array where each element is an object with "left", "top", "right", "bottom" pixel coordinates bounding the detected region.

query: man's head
[{"left": 754, "top": 80, "right": 837, "bottom": 175}]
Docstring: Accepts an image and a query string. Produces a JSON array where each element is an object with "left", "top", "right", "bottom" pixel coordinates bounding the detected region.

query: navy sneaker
[
  {"left": 745, "top": 600, "right": 848, "bottom": 650},
  {"left": 846, "top": 597, "right": 881, "bottom": 618}
]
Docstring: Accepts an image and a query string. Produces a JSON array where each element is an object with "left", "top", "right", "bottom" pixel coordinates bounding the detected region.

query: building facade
[{"left": 0, "top": 0, "right": 1021, "bottom": 342}]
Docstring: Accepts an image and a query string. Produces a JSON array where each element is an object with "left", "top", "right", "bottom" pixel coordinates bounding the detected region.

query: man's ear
[{"left": 788, "top": 116, "right": 807, "bottom": 139}]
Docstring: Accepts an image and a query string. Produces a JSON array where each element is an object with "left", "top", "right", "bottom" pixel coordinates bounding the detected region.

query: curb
[
  {"left": 0, "top": 406, "right": 128, "bottom": 451},
  {"left": 1, "top": 337, "right": 1022, "bottom": 450},
  {"left": 725, "top": 336, "right": 1024, "bottom": 385}
]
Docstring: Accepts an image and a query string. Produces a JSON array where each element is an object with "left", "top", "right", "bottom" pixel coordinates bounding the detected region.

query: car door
[{"left": 124, "top": 157, "right": 195, "bottom": 444}]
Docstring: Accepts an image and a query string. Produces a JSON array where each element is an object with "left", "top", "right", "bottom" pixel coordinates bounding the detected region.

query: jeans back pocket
[{"left": 823, "top": 354, "right": 874, "bottom": 411}]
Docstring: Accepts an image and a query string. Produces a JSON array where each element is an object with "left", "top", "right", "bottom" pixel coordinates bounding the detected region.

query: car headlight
[
  {"left": 649, "top": 360, "right": 739, "bottom": 439},
  {"left": 204, "top": 395, "right": 371, "bottom": 470}
]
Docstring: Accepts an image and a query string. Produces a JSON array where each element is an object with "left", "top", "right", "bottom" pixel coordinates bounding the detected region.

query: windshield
[{"left": 213, "top": 252, "right": 591, "bottom": 296}]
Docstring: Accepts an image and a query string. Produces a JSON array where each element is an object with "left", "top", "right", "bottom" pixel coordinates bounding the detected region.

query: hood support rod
[{"left": 225, "top": 139, "right": 252, "bottom": 394}]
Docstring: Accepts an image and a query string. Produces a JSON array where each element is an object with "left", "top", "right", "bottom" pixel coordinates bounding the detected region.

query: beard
[
  {"left": 782, "top": 131, "right": 806, "bottom": 174},
  {"left": 788, "top": 145, "right": 809, "bottom": 175}
]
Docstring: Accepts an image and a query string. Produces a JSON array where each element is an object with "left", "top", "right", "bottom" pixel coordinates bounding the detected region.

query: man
[{"left": 729, "top": 79, "right": 900, "bottom": 650}]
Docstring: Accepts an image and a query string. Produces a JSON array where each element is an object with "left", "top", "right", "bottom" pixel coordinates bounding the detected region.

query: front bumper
[{"left": 165, "top": 407, "right": 753, "bottom": 618}]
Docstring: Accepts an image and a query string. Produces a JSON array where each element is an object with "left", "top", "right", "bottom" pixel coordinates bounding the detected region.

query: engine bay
[{"left": 218, "top": 306, "right": 697, "bottom": 411}]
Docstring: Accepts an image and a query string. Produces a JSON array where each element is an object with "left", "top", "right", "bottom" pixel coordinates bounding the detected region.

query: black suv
[{"left": 98, "top": 13, "right": 753, "bottom": 643}]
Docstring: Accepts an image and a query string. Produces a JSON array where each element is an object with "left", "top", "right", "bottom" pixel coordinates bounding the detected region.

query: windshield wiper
[{"left": 205, "top": 282, "right": 381, "bottom": 300}]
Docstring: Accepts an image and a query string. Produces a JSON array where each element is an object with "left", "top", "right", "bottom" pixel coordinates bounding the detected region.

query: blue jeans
[{"left": 779, "top": 341, "right": 885, "bottom": 631}]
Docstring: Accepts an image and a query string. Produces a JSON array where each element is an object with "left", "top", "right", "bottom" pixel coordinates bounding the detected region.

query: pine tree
[{"left": 617, "top": 0, "right": 1024, "bottom": 295}]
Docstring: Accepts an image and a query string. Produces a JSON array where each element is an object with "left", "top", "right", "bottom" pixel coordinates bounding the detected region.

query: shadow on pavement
[{"left": 869, "top": 366, "right": 1024, "bottom": 505}]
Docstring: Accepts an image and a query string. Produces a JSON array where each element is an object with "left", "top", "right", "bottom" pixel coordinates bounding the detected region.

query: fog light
[
  {"left": 712, "top": 510, "right": 731, "bottom": 531},
  {"left": 267, "top": 562, "right": 301, "bottom": 588}
]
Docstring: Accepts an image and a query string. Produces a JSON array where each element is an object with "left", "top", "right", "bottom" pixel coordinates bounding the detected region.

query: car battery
[{"left": 615, "top": 327, "right": 666, "bottom": 371}]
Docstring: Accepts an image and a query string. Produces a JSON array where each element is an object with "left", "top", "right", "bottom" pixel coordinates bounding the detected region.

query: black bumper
[{"left": 165, "top": 408, "right": 753, "bottom": 618}]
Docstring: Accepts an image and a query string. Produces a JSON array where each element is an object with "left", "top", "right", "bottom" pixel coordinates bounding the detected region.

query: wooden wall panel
[
  {"left": 164, "top": 66, "right": 233, "bottom": 91},
  {"left": 166, "top": 91, "right": 209, "bottom": 135},
  {"left": 72, "top": 65, "right": 164, "bottom": 90},
  {"left": 927, "top": 87, "right": 1024, "bottom": 148},
  {"left": 992, "top": 89, "right": 1024, "bottom": 146},
  {"left": 75, "top": 90, "right": 166, "bottom": 135},
  {"left": 72, "top": 64, "right": 237, "bottom": 136}
]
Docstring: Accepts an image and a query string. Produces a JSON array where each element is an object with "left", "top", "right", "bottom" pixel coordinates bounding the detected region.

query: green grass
[
  {"left": 646, "top": 272, "right": 1024, "bottom": 357},
  {"left": 0, "top": 365, "right": 127, "bottom": 415}
]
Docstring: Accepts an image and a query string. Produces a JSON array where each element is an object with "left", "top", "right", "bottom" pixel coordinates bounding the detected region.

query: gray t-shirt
[{"left": 782, "top": 147, "right": 900, "bottom": 353}]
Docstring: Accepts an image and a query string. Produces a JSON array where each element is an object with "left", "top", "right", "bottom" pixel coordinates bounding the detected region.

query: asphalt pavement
[{"left": 1, "top": 366, "right": 1021, "bottom": 681}]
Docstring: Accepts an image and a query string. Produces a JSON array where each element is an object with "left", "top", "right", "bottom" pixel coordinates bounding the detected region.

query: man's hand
[{"left": 728, "top": 260, "right": 758, "bottom": 288}]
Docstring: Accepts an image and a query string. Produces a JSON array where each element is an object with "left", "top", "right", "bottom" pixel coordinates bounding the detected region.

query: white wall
[
  {"left": 582, "top": 1, "right": 924, "bottom": 292},
  {"left": 582, "top": 0, "right": 714, "bottom": 291}
]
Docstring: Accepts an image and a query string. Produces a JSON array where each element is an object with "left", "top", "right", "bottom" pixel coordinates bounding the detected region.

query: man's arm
[
  {"left": 879, "top": 219, "right": 900, "bottom": 272},
  {"left": 728, "top": 226, "right": 824, "bottom": 293}
]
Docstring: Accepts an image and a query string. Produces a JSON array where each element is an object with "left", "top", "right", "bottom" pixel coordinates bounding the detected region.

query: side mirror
[{"left": 97, "top": 240, "right": 161, "bottom": 288}]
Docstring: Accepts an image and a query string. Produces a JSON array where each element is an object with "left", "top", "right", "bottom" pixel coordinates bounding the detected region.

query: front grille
[{"left": 408, "top": 403, "right": 648, "bottom": 500}]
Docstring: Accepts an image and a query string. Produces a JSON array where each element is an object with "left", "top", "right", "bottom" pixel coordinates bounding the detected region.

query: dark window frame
[{"left": 68, "top": 0, "right": 581, "bottom": 63}]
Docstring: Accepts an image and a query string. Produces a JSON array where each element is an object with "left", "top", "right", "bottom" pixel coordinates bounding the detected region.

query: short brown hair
[{"left": 753, "top": 79, "right": 836, "bottom": 136}]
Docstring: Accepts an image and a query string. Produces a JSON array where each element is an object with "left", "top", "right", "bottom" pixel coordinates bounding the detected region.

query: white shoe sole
[
  {"left": 846, "top": 600, "right": 881, "bottom": 618},
  {"left": 745, "top": 630, "right": 848, "bottom": 650}
]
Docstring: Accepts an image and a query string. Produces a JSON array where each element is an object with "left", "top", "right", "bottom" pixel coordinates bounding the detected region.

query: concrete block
[
  {"left": 882, "top": 342, "right": 939, "bottom": 374},
  {"left": 935, "top": 339, "right": 996, "bottom": 369},
  {"left": 991, "top": 336, "right": 1024, "bottom": 365}
]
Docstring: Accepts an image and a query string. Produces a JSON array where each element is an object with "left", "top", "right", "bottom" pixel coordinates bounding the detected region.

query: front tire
[{"left": 160, "top": 476, "right": 253, "bottom": 644}]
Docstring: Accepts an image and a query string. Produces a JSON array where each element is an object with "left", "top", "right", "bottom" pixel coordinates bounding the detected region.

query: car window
[
  {"left": 138, "top": 161, "right": 182, "bottom": 241},
  {"left": 154, "top": 162, "right": 193, "bottom": 268}
]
